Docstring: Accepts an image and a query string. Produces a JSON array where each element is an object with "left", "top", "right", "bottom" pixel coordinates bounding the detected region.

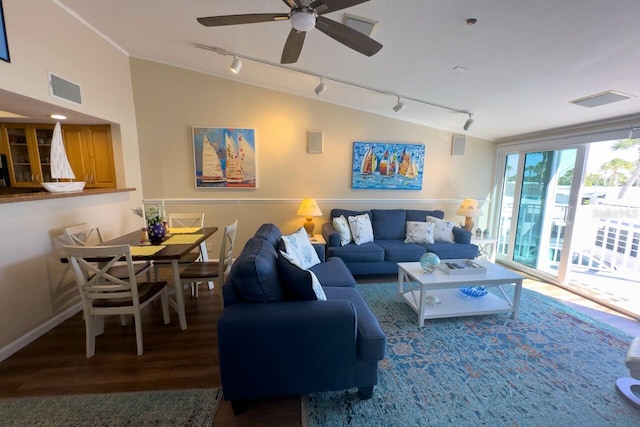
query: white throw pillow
[
  {"left": 426, "top": 216, "right": 455, "bottom": 243},
  {"left": 280, "top": 227, "right": 321, "bottom": 270},
  {"left": 332, "top": 215, "right": 352, "bottom": 246},
  {"left": 404, "top": 221, "right": 435, "bottom": 244},
  {"left": 348, "top": 213, "right": 374, "bottom": 245},
  {"left": 309, "top": 270, "right": 327, "bottom": 301}
]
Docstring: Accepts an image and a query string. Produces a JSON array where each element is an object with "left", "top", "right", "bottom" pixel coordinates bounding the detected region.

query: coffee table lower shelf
[{"left": 400, "top": 288, "right": 515, "bottom": 320}]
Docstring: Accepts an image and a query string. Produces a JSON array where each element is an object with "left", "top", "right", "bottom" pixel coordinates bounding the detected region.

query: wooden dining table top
[{"left": 97, "top": 226, "right": 218, "bottom": 261}]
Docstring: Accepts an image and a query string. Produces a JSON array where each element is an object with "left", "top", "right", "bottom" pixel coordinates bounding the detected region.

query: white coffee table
[{"left": 397, "top": 260, "right": 524, "bottom": 326}]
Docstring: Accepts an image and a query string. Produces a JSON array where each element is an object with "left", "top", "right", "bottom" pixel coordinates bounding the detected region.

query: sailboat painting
[
  {"left": 193, "top": 127, "right": 256, "bottom": 188},
  {"left": 42, "top": 122, "right": 85, "bottom": 193},
  {"left": 351, "top": 141, "right": 425, "bottom": 190}
]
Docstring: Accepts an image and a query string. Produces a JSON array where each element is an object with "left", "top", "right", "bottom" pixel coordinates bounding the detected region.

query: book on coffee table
[{"left": 441, "top": 259, "right": 487, "bottom": 275}]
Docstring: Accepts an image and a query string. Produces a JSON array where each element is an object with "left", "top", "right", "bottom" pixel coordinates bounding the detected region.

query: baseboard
[{"left": 0, "top": 303, "right": 82, "bottom": 362}]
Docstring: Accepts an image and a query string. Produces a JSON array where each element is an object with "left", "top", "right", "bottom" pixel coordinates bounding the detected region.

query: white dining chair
[
  {"left": 153, "top": 213, "right": 206, "bottom": 288},
  {"left": 64, "top": 223, "right": 152, "bottom": 279},
  {"left": 180, "top": 220, "right": 238, "bottom": 298},
  {"left": 64, "top": 244, "right": 170, "bottom": 357}
]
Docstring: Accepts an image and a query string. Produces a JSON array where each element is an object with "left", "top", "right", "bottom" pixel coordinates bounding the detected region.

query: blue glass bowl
[{"left": 460, "top": 286, "right": 488, "bottom": 297}]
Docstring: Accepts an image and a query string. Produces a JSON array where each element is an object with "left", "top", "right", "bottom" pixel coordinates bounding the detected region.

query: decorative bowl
[
  {"left": 460, "top": 286, "right": 488, "bottom": 297},
  {"left": 420, "top": 252, "right": 440, "bottom": 273}
]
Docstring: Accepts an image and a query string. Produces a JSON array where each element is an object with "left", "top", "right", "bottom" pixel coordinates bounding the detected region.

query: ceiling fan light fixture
[
  {"left": 314, "top": 77, "right": 327, "bottom": 96},
  {"left": 463, "top": 114, "right": 474, "bottom": 131},
  {"left": 393, "top": 96, "right": 405, "bottom": 113},
  {"left": 229, "top": 56, "right": 242, "bottom": 74},
  {"left": 291, "top": 9, "right": 316, "bottom": 32}
]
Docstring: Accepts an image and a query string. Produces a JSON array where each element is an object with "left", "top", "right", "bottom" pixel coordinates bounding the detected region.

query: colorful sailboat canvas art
[
  {"left": 193, "top": 127, "right": 256, "bottom": 188},
  {"left": 352, "top": 141, "right": 425, "bottom": 190}
]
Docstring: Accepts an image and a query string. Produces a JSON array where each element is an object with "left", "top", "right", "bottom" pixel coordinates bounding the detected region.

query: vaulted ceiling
[{"left": 47, "top": 0, "right": 640, "bottom": 140}]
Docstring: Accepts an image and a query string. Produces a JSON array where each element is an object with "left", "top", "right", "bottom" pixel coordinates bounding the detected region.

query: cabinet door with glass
[{"left": 1, "top": 124, "right": 54, "bottom": 187}]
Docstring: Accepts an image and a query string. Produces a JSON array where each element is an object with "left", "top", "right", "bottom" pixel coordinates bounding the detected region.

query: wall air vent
[
  {"left": 570, "top": 90, "right": 633, "bottom": 108},
  {"left": 49, "top": 73, "right": 82, "bottom": 105}
]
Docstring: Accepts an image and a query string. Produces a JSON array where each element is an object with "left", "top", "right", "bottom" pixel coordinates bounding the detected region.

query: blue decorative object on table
[
  {"left": 148, "top": 222, "right": 166, "bottom": 243},
  {"left": 460, "top": 286, "right": 488, "bottom": 297},
  {"left": 420, "top": 252, "right": 440, "bottom": 273}
]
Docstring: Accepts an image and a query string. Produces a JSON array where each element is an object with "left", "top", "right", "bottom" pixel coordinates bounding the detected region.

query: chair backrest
[
  {"left": 168, "top": 213, "right": 205, "bottom": 228},
  {"left": 64, "top": 245, "right": 140, "bottom": 309},
  {"left": 218, "top": 220, "right": 239, "bottom": 281},
  {"left": 64, "top": 223, "right": 105, "bottom": 246}
]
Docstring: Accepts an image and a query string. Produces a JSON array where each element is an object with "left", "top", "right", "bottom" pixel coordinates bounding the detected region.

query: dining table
[{"left": 98, "top": 226, "right": 218, "bottom": 330}]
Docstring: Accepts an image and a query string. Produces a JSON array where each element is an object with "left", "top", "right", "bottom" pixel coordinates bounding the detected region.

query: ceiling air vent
[
  {"left": 570, "top": 90, "right": 633, "bottom": 108},
  {"left": 343, "top": 13, "right": 378, "bottom": 37},
  {"left": 49, "top": 73, "right": 82, "bottom": 105}
]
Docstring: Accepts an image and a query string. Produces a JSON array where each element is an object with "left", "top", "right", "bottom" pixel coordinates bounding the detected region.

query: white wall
[
  {"left": 130, "top": 58, "right": 497, "bottom": 252},
  {"left": 0, "top": 0, "right": 143, "bottom": 356}
]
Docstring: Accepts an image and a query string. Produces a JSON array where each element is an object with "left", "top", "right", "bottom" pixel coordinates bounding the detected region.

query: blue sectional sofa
[
  {"left": 218, "top": 223, "right": 387, "bottom": 415},
  {"left": 322, "top": 208, "right": 479, "bottom": 275}
]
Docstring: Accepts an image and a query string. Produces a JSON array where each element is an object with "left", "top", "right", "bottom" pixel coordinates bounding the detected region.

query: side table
[
  {"left": 310, "top": 234, "right": 327, "bottom": 261},
  {"left": 471, "top": 236, "right": 497, "bottom": 262}
]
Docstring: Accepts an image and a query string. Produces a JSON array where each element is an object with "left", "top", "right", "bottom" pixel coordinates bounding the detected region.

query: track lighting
[
  {"left": 229, "top": 56, "right": 242, "bottom": 74},
  {"left": 196, "top": 44, "right": 476, "bottom": 128},
  {"left": 463, "top": 114, "right": 474, "bottom": 131},
  {"left": 315, "top": 77, "right": 327, "bottom": 96},
  {"left": 393, "top": 96, "right": 405, "bottom": 113}
]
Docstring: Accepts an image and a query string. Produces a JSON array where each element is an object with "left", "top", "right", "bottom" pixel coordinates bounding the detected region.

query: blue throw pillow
[
  {"left": 230, "top": 237, "right": 284, "bottom": 302},
  {"left": 277, "top": 251, "right": 327, "bottom": 301},
  {"left": 371, "top": 209, "right": 406, "bottom": 240},
  {"left": 406, "top": 209, "right": 445, "bottom": 222}
]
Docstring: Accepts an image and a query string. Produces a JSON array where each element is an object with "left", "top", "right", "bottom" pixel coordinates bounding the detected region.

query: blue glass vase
[{"left": 147, "top": 222, "right": 166, "bottom": 243}]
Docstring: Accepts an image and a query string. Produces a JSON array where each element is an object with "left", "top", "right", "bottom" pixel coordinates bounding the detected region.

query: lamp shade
[
  {"left": 456, "top": 198, "right": 483, "bottom": 217},
  {"left": 297, "top": 198, "right": 322, "bottom": 217}
]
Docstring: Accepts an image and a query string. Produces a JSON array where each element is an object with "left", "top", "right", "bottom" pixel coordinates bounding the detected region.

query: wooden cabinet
[
  {"left": 62, "top": 125, "right": 116, "bottom": 188},
  {"left": 0, "top": 123, "right": 116, "bottom": 189},
  {"left": 0, "top": 124, "right": 54, "bottom": 187}
]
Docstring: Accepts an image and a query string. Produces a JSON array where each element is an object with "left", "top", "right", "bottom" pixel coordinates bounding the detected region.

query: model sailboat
[
  {"left": 42, "top": 122, "right": 85, "bottom": 193},
  {"left": 201, "top": 133, "right": 225, "bottom": 183}
]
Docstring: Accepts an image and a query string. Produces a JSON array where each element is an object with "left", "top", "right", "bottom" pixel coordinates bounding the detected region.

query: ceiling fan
[{"left": 197, "top": 0, "right": 383, "bottom": 64}]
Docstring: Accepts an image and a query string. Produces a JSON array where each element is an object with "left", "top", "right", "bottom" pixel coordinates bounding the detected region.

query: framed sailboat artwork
[
  {"left": 351, "top": 141, "right": 425, "bottom": 190},
  {"left": 192, "top": 127, "right": 256, "bottom": 188},
  {"left": 0, "top": 0, "right": 9, "bottom": 63}
]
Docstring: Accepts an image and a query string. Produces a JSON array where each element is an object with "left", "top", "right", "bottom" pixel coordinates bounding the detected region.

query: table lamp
[
  {"left": 297, "top": 198, "right": 323, "bottom": 236},
  {"left": 456, "top": 198, "right": 482, "bottom": 232}
]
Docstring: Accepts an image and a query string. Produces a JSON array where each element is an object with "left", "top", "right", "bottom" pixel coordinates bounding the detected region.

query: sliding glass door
[
  {"left": 497, "top": 147, "right": 585, "bottom": 280},
  {"left": 495, "top": 131, "right": 638, "bottom": 319}
]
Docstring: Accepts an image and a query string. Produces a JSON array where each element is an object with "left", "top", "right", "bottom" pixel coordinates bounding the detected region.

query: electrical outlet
[{"left": 206, "top": 243, "right": 213, "bottom": 251}]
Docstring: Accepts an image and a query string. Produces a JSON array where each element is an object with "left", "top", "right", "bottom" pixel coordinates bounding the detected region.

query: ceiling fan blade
[
  {"left": 315, "top": 16, "right": 382, "bottom": 57},
  {"left": 311, "top": 0, "right": 369, "bottom": 15},
  {"left": 281, "top": 29, "right": 306, "bottom": 64},
  {"left": 197, "top": 13, "right": 289, "bottom": 27},
  {"left": 282, "top": 0, "right": 302, "bottom": 8}
]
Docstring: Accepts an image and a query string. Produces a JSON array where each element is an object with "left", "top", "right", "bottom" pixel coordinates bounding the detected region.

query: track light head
[
  {"left": 463, "top": 114, "right": 474, "bottom": 131},
  {"left": 230, "top": 56, "right": 242, "bottom": 74},
  {"left": 393, "top": 96, "right": 405, "bottom": 113},
  {"left": 315, "top": 77, "right": 327, "bottom": 96}
]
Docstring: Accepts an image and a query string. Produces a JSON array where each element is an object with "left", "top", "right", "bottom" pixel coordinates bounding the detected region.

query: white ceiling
[{"left": 32, "top": 1, "right": 640, "bottom": 140}]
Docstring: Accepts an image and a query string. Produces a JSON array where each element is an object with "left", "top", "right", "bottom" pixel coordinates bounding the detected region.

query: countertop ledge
[{"left": 0, "top": 187, "right": 136, "bottom": 204}]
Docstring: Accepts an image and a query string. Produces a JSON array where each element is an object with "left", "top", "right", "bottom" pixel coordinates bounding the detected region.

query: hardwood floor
[{"left": 0, "top": 274, "right": 637, "bottom": 426}]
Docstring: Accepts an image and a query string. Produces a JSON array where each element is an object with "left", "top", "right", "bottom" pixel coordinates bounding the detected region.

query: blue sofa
[
  {"left": 322, "top": 208, "right": 479, "bottom": 275},
  {"left": 218, "top": 223, "right": 387, "bottom": 415}
]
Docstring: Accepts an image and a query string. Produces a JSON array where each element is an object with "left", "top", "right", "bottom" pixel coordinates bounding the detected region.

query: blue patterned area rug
[
  {"left": 303, "top": 283, "right": 640, "bottom": 426},
  {"left": 0, "top": 388, "right": 220, "bottom": 426}
]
